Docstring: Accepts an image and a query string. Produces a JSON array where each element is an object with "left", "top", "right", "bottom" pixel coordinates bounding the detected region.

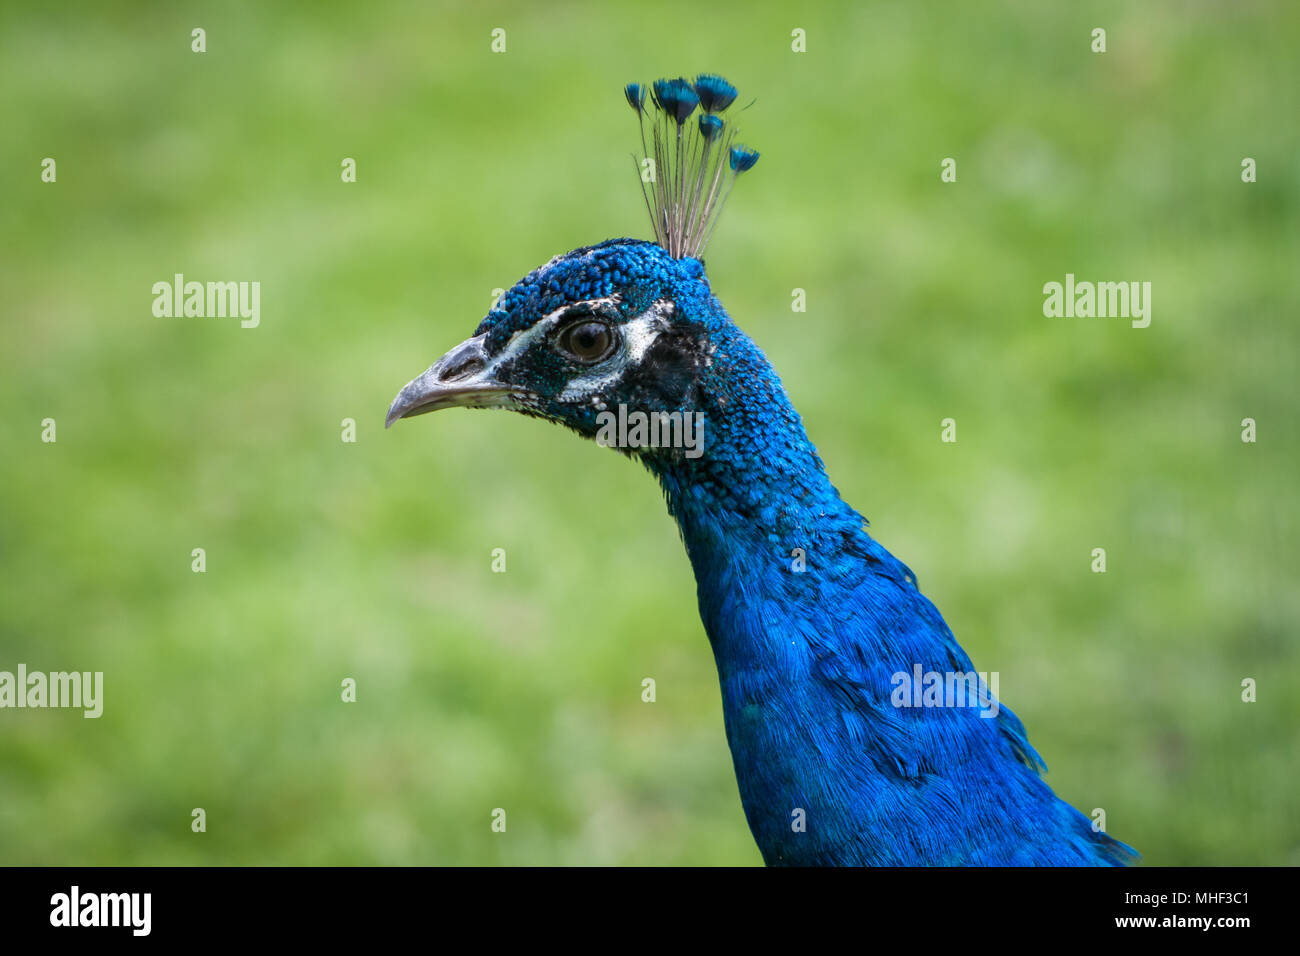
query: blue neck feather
[{"left": 645, "top": 280, "right": 1134, "bottom": 866}]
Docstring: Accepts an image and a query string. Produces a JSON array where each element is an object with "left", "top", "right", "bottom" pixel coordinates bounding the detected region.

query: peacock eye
[{"left": 558, "top": 320, "right": 615, "bottom": 363}]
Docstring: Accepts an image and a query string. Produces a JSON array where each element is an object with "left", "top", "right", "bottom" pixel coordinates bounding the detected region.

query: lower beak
[{"left": 385, "top": 333, "right": 522, "bottom": 428}]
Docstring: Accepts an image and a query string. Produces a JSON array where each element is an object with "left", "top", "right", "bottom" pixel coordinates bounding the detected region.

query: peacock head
[
  {"left": 386, "top": 74, "right": 766, "bottom": 474},
  {"left": 386, "top": 240, "right": 708, "bottom": 445}
]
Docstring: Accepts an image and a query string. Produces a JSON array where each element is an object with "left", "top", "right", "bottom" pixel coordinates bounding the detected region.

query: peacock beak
[{"left": 385, "top": 333, "right": 523, "bottom": 428}]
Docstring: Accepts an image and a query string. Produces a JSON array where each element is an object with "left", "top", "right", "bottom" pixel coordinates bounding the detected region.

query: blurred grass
[{"left": 1, "top": 0, "right": 1297, "bottom": 864}]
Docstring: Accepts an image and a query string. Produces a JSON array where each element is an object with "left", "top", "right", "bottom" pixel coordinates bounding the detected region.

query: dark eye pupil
[{"left": 566, "top": 322, "right": 611, "bottom": 360}]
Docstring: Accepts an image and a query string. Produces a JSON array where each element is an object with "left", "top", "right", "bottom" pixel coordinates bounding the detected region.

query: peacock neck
[
  {"left": 644, "top": 349, "right": 880, "bottom": 662},
  {"left": 637, "top": 322, "right": 956, "bottom": 864},
  {"left": 646, "top": 319, "right": 868, "bottom": 562}
]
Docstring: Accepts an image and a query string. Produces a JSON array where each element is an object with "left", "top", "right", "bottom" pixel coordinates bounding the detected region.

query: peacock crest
[{"left": 623, "top": 73, "right": 759, "bottom": 260}]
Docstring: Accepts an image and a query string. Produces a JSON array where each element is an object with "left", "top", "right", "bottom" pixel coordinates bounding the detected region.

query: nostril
[{"left": 441, "top": 354, "right": 485, "bottom": 382}]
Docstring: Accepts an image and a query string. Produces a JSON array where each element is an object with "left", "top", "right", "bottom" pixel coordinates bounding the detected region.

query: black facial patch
[{"left": 620, "top": 326, "right": 710, "bottom": 412}]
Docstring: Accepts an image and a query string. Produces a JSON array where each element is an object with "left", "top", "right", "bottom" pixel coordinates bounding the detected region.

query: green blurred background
[{"left": 1, "top": 1, "right": 1297, "bottom": 865}]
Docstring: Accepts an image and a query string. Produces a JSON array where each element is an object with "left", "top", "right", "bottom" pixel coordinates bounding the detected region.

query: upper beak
[{"left": 385, "top": 333, "right": 521, "bottom": 428}]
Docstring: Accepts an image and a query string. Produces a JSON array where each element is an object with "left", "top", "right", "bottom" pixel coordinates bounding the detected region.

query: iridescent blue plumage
[
  {"left": 624, "top": 82, "right": 646, "bottom": 113},
  {"left": 651, "top": 77, "right": 700, "bottom": 125},
  {"left": 729, "top": 145, "right": 760, "bottom": 173},
  {"left": 693, "top": 73, "right": 738, "bottom": 112},
  {"left": 386, "top": 75, "right": 1138, "bottom": 866}
]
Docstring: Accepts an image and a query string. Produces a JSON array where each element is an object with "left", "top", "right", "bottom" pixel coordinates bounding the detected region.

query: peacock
[{"left": 386, "top": 73, "right": 1137, "bottom": 866}]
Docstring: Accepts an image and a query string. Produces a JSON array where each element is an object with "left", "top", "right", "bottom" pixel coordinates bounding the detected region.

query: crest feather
[{"left": 623, "top": 73, "right": 759, "bottom": 259}]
